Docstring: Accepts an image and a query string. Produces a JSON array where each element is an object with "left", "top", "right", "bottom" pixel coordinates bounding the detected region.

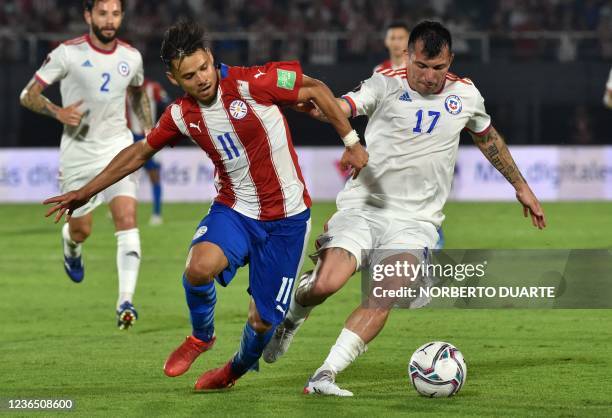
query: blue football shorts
[{"left": 190, "top": 202, "right": 311, "bottom": 326}]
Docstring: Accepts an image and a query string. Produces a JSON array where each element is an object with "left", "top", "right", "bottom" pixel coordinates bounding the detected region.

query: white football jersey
[
  {"left": 35, "top": 35, "right": 144, "bottom": 173},
  {"left": 340, "top": 69, "right": 491, "bottom": 227}
]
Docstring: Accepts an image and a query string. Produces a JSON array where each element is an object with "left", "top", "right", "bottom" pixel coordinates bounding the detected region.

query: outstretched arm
[
  {"left": 44, "top": 140, "right": 158, "bottom": 222},
  {"left": 471, "top": 126, "right": 546, "bottom": 229},
  {"left": 128, "top": 85, "right": 154, "bottom": 132},
  {"left": 20, "top": 78, "right": 84, "bottom": 126},
  {"left": 292, "top": 98, "right": 350, "bottom": 122},
  {"left": 296, "top": 76, "right": 368, "bottom": 178},
  {"left": 297, "top": 76, "right": 353, "bottom": 137}
]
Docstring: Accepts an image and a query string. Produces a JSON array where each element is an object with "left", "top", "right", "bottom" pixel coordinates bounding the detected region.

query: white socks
[
  {"left": 316, "top": 328, "right": 367, "bottom": 376},
  {"left": 62, "top": 223, "right": 82, "bottom": 258},
  {"left": 115, "top": 228, "right": 141, "bottom": 309}
]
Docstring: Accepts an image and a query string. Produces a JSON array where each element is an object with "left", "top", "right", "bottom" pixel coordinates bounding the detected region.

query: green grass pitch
[{"left": 1, "top": 202, "right": 611, "bottom": 417}]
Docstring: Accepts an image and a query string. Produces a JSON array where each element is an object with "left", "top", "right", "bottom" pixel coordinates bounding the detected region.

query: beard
[{"left": 91, "top": 22, "right": 117, "bottom": 44}]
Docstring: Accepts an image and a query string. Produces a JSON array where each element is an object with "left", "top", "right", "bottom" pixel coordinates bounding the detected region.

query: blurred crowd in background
[
  {"left": 0, "top": 0, "right": 610, "bottom": 146},
  {"left": 1, "top": 0, "right": 612, "bottom": 63}
]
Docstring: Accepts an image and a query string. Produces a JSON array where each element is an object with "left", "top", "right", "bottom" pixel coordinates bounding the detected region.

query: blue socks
[
  {"left": 182, "top": 274, "right": 216, "bottom": 343},
  {"left": 231, "top": 322, "right": 274, "bottom": 377},
  {"left": 152, "top": 182, "right": 162, "bottom": 216},
  {"left": 182, "top": 274, "right": 274, "bottom": 376}
]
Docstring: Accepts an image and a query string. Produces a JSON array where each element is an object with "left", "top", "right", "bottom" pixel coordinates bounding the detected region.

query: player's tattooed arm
[
  {"left": 20, "top": 78, "right": 60, "bottom": 119},
  {"left": 471, "top": 126, "right": 526, "bottom": 187},
  {"left": 604, "top": 90, "right": 612, "bottom": 109},
  {"left": 20, "top": 78, "right": 84, "bottom": 126},
  {"left": 471, "top": 126, "right": 546, "bottom": 229},
  {"left": 128, "top": 85, "right": 154, "bottom": 132}
]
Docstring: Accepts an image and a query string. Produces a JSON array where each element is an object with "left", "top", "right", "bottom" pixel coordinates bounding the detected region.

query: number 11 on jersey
[{"left": 413, "top": 109, "right": 441, "bottom": 134}]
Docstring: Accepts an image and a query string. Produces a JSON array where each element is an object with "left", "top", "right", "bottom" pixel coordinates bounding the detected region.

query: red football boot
[
  {"left": 194, "top": 360, "right": 241, "bottom": 391},
  {"left": 163, "top": 335, "right": 216, "bottom": 377}
]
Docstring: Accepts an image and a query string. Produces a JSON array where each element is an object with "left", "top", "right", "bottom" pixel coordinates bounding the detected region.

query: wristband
[{"left": 342, "top": 129, "right": 360, "bottom": 147}]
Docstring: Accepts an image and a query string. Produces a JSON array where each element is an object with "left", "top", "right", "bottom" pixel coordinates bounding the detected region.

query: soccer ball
[{"left": 408, "top": 341, "right": 467, "bottom": 398}]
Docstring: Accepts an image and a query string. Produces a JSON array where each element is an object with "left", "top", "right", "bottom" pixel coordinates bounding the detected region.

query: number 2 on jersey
[
  {"left": 413, "top": 109, "right": 440, "bottom": 134},
  {"left": 100, "top": 73, "right": 111, "bottom": 92}
]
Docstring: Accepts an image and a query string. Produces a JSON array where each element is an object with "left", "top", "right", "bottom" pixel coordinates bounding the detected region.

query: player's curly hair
[
  {"left": 83, "top": 0, "right": 125, "bottom": 12},
  {"left": 408, "top": 21, "right": 452, "bottom": 58},
  {"left": 160, "top": 20, "right": 209, "bottom": 70}
]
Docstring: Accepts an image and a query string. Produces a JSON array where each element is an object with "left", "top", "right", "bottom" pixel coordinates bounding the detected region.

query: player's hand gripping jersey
[
  {"left": 147, "top": 62, "right": 311, "bottom": 220},
  {"left": 35, "top": 35, "right": 144, "bottom": 172},
  {"left": 340, "top": 69, "right": 492, "bottom": 226}
]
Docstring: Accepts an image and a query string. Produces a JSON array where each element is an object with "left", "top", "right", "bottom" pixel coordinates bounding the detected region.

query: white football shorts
[
  {"left": 59, "top": 169, "right": 139, "bottom": 218},
  {"left": 314, "top": 208, "right": 439, "bottom": 270}
]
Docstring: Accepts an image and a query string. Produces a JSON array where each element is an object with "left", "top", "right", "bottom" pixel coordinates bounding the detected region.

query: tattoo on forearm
[
  {"left": 20, "top": 81, "right": 57, "bottom": 119},
  {"left": 130, "top": 88, "right": 153, "bottom": 131},
  {"left": 478, "top": 128, "right": 526, "bottom": 186}
]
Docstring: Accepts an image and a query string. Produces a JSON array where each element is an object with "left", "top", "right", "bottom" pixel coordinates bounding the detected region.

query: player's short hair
[
  {"left": 408, "top": 21, "right": 452, "bottom": 58},
  {"left": 83, "top": 0, "right": 125, "bottom": 12},
  {"left": 386, "top": 21, "right": 409, "bottom": 33},
  {"left": 160, "top": 20, "right": 209, "bottom": 70}
]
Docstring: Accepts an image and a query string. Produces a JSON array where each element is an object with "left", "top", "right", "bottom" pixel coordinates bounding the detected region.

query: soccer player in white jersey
[
  {"left": 374, "top": 21, "right": 445, "bottom": 249},
  {"left": 264, "top": 21, "right": 547, "bottom": 396},
  {"left": 373, "top": 22, "right": 410, "bottom": 73},
  {"left": 604, "top": 67, "right": 612, "bottom": 109},
  {"left": 20, "top": 0, "right": 153, "bottom": 329},
  {"left": 43, "top": 21, "right": 368, "bottom": 391}
]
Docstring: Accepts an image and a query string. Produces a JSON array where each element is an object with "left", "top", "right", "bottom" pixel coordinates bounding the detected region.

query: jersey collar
[
  {"left": 85, "top": 34, "right": 117, "bottom": 55},
  {"left": 218, "top": 63, "right": 229, "bottom": 80}
]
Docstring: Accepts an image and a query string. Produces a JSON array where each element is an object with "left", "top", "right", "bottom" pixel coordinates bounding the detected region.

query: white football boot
[
  {"left": 303, "top": 369, "right": 353, "bottom": 397},
  {"left": 263, "top": 318, "right": 301, "bottom": 363}
]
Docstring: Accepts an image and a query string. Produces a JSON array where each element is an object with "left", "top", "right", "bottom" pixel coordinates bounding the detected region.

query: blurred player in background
[
  {"left": 604, "top": 67, "right": 612, "bottom": 109},
  {"left": 127, "top": 77, "right": 170, "bottom": 225},
  {"left": 264, "top": 21, "right": 546, "bottom": 396},
  {"left": 43, "top": 20, "right": 368, "bottom": 391},
  {"left": 20, "top": 0, "right": 153, "bottom": 329},
  {"left": 373, "top": 22, "right": 410, "bottom": 73}
]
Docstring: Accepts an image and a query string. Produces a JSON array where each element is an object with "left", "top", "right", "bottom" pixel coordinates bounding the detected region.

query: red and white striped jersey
[
  {"left": 373, "top": 59, "right": 405, "bottom": 74},
  {"left": 147, "top": 61, "right": 311, "bottom": 221}
]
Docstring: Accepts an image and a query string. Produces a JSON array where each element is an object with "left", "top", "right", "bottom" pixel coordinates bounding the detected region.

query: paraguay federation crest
[
  {"left": 117, "top": 61, "right": 130, "bottom": 77},
  {"left": 444, "top": 95, "right": 462, "bottom": 115},
  {"left": 229, "top": 100, "right": 248, "bottom": 119}
]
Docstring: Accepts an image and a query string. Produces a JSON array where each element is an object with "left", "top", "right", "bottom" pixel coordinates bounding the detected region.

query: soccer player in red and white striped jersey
[
  {"left": 44, "top": 20, "right": 369, "bottom": 391},
  {"left": 373, "top": 22, "right": 410, "bottom": 74}
]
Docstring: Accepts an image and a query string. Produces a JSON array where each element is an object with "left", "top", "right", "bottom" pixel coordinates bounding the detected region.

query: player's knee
[
  {"left": 309, "top": 268, "right": 345, "bottom": 299},
  {"left": 247, "top": 312, "right": 272, "bottom": 334},
  {"left": 113, "top": 212, "right": 137, "bottom": 230},
  {"left": 70, "top": 225, "right": 91, "bottom": 242},
  {"left": 185, "top": 259, "right": 217, "bottom": 286}
]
